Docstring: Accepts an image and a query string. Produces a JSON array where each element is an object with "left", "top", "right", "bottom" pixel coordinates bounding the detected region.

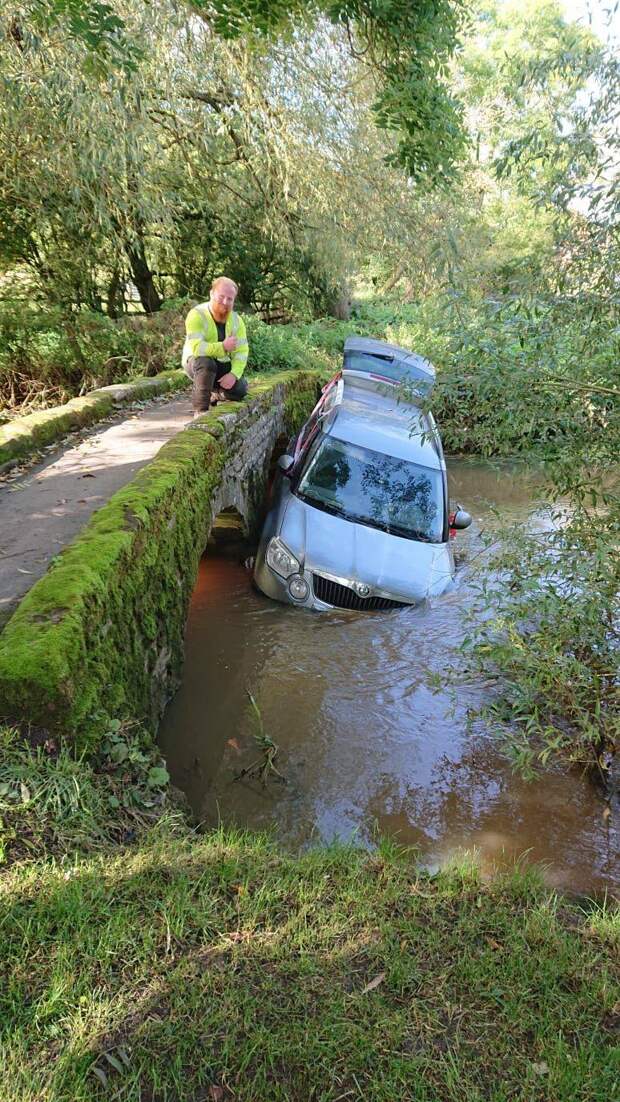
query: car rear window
[{"left": 344, "top": 350, "right": 432, "bottom": 389}]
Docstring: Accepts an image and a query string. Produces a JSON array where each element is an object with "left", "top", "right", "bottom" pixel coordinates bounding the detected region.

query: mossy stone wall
[{"left": 0, "top": 371, "right": 322, "bottom": 748}]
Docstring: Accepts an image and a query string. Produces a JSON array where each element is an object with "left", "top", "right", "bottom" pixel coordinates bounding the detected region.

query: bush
[
  {"left": 0, "top": 303, "right": 143, "bottom": 410},
  {"left": 459, "top": 510, "right": 620, "bottom": 782}
]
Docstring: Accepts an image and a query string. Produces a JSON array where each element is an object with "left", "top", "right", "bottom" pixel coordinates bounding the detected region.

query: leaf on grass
[
  {"left": 485, "top": 937, "right": 502, "bottom": 951},
  {"left": 19, "top": 782, "right": 31, "bottom": 803},
  {"left": 531, "top": 1062, "right": 549, "bottom": 1076},
  {"left": 209, "top": 1086, "right": 224, "bottom": 1101},
  {"left": 91, "top": 1066, "right": 108, "bottom": 1086},
  {"left": 147, "top": 766, "right": 170, "bottom": 787},
  {"left": 117, "top": 1046, "right": 131, "bottom": 1067},
  {"left": 104, "top": 1051, "right": 125, "bottom": 1075},
  {"left": 361, "top": 971, "right": 386, "bottom": 995}
]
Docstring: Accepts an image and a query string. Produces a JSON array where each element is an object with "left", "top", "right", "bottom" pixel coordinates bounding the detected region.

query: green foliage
[
  {"left": 0, "top": 300, "right": 188, "bottom": 410},
  {"left": 191, "top": 0, "right": 467, "bottom": 183},
  {"left": 0, "top": 303, "right": 138, "bottom": 407},
  {"left": 13, "top": 0, "right": 141, "bottom": 73},
  {"left": 428, "top": 295, "right": 618, "bottom": 457},
  {"left": 0, "top": 0, "right": 468, "bottom": 341},
  {"left": 409, "top": 290, "right": 619, "bottom": 781},
  {"left": 245, "top": 315, "right": 349, "bottom": 374},
  {"left": 463, "top": 513, "right": 619, "bottom": 778}
]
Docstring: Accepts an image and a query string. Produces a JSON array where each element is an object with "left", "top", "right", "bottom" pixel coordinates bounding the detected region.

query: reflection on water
[{"left": 159, "top": 459, "right": 619, "bottom": 896}]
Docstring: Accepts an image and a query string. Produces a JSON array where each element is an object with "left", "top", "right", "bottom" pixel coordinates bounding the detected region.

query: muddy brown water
[{"left": 159, "top": 460, "right": 619, "bottom": 896}]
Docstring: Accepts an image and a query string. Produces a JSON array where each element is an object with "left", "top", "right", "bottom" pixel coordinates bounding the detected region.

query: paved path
[{"left": 0, "top": 392, "right": 194, "bottom": 626}]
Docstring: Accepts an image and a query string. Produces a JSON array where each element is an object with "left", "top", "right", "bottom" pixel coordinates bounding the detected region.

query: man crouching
[{"left": 182, "top": 276, "right": 249, "bottom": 415}]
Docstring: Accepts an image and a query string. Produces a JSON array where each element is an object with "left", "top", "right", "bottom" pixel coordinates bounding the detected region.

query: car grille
[{"left": 312, "top": 574, "right": 406, "bottom": 611}]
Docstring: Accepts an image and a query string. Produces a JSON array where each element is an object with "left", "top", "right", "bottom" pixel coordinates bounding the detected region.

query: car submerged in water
[{"left": 254, "top": 335, "right": 471, "bottom": 611}]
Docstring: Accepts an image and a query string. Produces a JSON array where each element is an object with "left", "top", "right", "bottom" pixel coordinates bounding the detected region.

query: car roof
[{"left": 325, "top": 398, "right": 443, "bottom": 470}]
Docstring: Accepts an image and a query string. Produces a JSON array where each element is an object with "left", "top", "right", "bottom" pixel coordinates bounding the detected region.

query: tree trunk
[
  {"left": 106, "top": 269, "right": 124, "bottom": 319},
  {"left": 125, "top": 236, "right": 162, "bottom": 313},
  {"left": 380, "top": 257, "right": 408, "bottom": 296}
]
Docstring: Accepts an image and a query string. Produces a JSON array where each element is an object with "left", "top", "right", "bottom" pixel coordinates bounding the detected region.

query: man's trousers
[{"left": 185, "top": 356, "right": 248, "bottom": 412}]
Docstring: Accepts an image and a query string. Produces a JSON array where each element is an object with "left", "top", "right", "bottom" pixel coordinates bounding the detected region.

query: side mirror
[
  {"left": 277, "top": 454, "right": 295, "bottom": 476},
  {"left": 452, "top": 509, "right": 472, "bottom": 530}
]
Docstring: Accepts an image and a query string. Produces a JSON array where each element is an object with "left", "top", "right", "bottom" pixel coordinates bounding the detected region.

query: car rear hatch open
[{"left": 342, "top": 335, "right": 435, "bottom": 404}]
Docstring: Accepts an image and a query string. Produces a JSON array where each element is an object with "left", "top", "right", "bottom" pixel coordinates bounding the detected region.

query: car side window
[
  {"left": 293, "top": 375, "right": 340, "bottom": 464},
  {"left": 293, "top": 411, "right": 320, "bottom": 464}
]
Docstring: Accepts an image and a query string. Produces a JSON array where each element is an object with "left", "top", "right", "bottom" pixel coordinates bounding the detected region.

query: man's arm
[
  {"left": 230, "top": 315, "right": 249, "bottom": 378},
  {"left": 185, "top": 307, "right": 225, "bottom": 359}
]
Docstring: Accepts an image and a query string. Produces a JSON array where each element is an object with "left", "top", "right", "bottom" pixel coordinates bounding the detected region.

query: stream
[{"left": 159, "top": 459, "right": 619, "bottom": 896}]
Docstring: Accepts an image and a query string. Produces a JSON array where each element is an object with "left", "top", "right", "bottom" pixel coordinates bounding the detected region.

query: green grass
[{"left": 1, "top": 820, "right": 618, "bottom": 1102}]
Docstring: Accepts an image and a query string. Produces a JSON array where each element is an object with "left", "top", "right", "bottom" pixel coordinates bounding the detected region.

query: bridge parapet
[{"left": 0, "top": 370, "right": 323, "bottom": 748}]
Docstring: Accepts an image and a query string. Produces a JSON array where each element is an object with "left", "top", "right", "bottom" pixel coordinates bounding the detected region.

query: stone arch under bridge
[{"left": 0, "top": 371, "right": 323, "bottom": 748}]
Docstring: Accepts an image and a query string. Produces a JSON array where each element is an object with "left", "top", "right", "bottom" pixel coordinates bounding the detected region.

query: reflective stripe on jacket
[{"left": 182, "top": 304, "right": 249, "bottom": 379}]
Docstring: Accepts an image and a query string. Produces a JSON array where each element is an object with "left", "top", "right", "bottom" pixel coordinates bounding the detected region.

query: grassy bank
[
  {"left": 1, "top": 828, "right": 618, "bottom": 1101},
  {"left": 1, "top": 730, "right": 619, "bottom": 1102}
]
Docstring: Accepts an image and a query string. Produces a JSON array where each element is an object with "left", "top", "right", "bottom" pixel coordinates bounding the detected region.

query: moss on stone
[
  {"left": 0, "top": 371, "right": 322, "bottom": 749},
  {"left": 0, "top": 369, "right": 190, "bottom": 469}
]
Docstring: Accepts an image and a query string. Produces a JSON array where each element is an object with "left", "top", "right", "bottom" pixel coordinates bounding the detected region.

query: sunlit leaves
[{"left": 190, "top": 0, "right": 468, "bottom": 183}]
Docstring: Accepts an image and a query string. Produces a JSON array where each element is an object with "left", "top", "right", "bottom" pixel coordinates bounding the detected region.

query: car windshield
[{"left": 296, "top": 436, "right": 444, "bottom": 543}]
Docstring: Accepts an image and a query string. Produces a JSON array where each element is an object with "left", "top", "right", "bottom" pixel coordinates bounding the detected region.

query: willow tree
[
  {"left": 0, "top": 0, "right": 467, "bottom": 317},
  {"left": 16, "top": 0, "right": 468, "bottom": 182},
  {"left": 0, "top": 0, "right": 471, "bottom": 319}
]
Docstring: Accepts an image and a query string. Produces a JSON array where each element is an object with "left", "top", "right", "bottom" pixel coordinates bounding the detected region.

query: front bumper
[{"left": 254, "top": 552, "right": 411, "bottom": 612}]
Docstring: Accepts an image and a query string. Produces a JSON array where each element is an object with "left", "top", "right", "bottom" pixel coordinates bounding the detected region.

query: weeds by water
[
  {"left": 0, "top": 724, "right": 172, "bottom": 864},
  {"left": 233, "top": 690, "right": 286, "bottom": 786}
]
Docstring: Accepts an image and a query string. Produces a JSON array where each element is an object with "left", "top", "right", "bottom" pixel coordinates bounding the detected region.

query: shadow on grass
[{"left": 2, "top": 830, "right": 619, "bottom": 1101}]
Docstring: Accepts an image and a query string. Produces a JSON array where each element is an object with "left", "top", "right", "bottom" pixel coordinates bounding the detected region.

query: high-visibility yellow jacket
[{"left": 182, "top": 303, "right": 249, "bottom": 378}]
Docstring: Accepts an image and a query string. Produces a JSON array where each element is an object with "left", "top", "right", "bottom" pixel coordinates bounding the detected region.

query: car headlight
[
  {"left": 266, "top": 537, "right": 300, "bottom": 579},
  {"left": 288, "top": 574, "right": 309, "bottom": 601}
]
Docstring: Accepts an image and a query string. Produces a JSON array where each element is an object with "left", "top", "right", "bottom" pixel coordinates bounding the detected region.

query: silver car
[{"left": 254, "top": 336, "right": 471, "bottom": 610}]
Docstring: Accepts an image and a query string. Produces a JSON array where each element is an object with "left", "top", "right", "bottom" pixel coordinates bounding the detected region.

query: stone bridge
[{"left": 0, "top": 371, "right": 322, "bottom": 748}]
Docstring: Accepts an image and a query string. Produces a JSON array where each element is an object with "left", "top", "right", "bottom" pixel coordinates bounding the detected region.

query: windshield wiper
[
  {"left": 297, "top": 493, "right": 435, "bottom": 542},
  {"left": 387, "top": 524, "right": 433, "bottom": 542},
  {"left": 350, "top": 515, "right": 434, "bottom": 541},
  {"left": 296, "top": 492, "right": 346, "bottom": 519}
]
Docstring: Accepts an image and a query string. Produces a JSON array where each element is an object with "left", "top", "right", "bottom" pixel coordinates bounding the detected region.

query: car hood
[{"left": 280, "top": 494, "right": 452, "bottom": 601}]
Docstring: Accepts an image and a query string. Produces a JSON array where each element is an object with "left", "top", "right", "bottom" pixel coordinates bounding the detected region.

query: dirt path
[{"left": 0, "top": 392, "right": 194, "bottom": 626}]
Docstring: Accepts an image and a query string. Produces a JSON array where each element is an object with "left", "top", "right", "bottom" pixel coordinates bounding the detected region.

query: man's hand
[
  {"left": 218, "top": 372, "right": 237, "bottom": 390},
  {"left": 222, "top": 335, "right": 238, "bottom": 353}
]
